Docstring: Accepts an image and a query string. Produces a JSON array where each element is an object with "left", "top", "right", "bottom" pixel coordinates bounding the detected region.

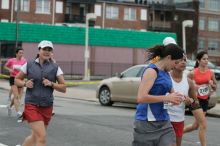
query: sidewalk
[
  {"left": 0, "top": 79, "right": 219, "bottom": 117},
  {"left": 0, "top": 79, "right": 98, "bottom": 102}
]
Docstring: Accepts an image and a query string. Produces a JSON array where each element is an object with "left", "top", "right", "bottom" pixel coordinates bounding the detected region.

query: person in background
[
  {"left": 132, "top": 43, "right": 184, "bottom": 146},
  {"left": 4, "top": 47, "right": 26, "bottom": 120},
  {"left": 15, "top": 40, "right": 66, "bottom": 146},
  {"left": 184, "top": 51, "right": 217, "bottom": 146}
]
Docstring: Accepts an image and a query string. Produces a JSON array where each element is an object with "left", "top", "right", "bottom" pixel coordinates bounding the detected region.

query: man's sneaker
[
  {"left": 17, "top": 112, "right": 23, "bottom": 123},
  {"left": 7, "top": 105, "right": 12, "bottom": 117}
]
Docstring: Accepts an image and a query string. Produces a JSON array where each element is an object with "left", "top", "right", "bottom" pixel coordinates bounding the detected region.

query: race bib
[{"left": 197, "top": 85, "right": 209, "bottom": 96}]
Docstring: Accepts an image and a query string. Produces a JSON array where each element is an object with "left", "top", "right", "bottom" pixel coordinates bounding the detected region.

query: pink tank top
[{"left": 5, "top": 57, "right": 27, "bottom": 77}]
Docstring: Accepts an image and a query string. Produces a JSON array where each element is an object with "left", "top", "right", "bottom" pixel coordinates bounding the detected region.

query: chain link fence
[{"left": 0, "top": 59, "right": 134, "bottom": 80}]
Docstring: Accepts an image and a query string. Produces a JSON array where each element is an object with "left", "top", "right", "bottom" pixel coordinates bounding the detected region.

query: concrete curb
[{"left": 206, "top": 113, "right": 220, "bottom": 118}]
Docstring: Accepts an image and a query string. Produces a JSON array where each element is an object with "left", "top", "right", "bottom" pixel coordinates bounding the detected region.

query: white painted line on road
[
  {"left": 0, "top": 105, "right": 7, "bottom": 108},
  {"left": 0, "top": 143, "right": 8, "bottom": 146}
]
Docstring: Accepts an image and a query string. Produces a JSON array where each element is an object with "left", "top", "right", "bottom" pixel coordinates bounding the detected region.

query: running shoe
[
  {"left": 17, "top": 112, "right": 23, "bottom": 123},
  {"left": 7, "top": 105, "right": 12, "bottom": 117}
]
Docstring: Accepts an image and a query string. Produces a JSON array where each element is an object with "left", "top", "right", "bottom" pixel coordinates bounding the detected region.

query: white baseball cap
[
  {"left": 38, "top": 40, "right": 54, "bottom": 50},
  {"left": 163, "top": 37, "right": 177, "bottom": 46}
]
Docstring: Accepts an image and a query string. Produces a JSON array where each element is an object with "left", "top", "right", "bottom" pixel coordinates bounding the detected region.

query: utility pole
[{"left": 15, "top": 0, "right": 21, "bottom": 48}]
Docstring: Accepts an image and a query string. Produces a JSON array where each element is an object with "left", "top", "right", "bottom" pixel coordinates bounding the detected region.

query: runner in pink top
[
  {"left": 5, "top": 57, "right": 26, "bottom": 77},
  {"left": 4, "top": 48, "right": 26, "bottom": 122}
]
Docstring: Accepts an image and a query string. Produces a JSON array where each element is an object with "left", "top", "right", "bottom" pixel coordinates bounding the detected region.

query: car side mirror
[{"left": 115, "top": 72, "right": 123, "bottom": 78}]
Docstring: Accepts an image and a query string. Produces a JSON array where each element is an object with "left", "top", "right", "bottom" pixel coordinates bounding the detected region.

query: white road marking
[
  {"left": 0, "top": 143, "right": 8, "bottom": 146},
  {"left": 0, "top": 105, "right": 7, "bottom": 108}
]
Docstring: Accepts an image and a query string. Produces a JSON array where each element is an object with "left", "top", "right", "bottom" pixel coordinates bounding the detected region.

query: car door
[{"left": 111, "top": 66, "right": 145, "bottom": 103}]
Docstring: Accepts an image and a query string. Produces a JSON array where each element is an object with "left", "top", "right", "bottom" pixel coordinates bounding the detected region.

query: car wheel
[{"left": 98, "top": 87, "right": 113, "bottom": 106}]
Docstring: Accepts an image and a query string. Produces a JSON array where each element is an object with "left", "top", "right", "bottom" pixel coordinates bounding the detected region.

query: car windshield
[{"left": 122, "top": 66, "right": 145, "bottom": 78}]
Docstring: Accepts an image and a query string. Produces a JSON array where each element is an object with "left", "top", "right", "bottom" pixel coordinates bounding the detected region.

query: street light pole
[
  {"left": 182, "top": 20, "right": 193, "bottom": 54},
  {"left": 15, "top": 0, "right": 21, "bottom": 48},
  {"left": 84, "top": 13, "right": 97, "bottom": 81}
]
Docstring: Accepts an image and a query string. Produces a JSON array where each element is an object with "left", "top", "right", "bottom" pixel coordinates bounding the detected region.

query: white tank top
[{"left": 168, "top": 72, "right": 189, "bottom": 122}]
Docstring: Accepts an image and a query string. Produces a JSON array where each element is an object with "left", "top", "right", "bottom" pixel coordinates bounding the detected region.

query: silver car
[
  {"left": 96, "top": 64, "right": 146, "bottom": 106},
  {"left": 96, "top": 64, "right": 217, "bottom": 109}
]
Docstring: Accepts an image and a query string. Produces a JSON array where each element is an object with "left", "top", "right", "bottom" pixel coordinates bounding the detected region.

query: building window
[
  {"left": 1, "top": 0, "right": 9, "bottom": 9},
  {"left": 15, "top": 0, "right": 30, "bottom": 12},
  {"left": 106, "top": 6, "right": 119, "bottom": 19},
  {"left": 208, "top": 0, "right": 220, "bottom": 11},
  {"left": 140, "top": 9, "right": 147, "bottom": 21},
  {"left": 199, "top": 0, "right": 205, "bottom": 8},
  {"left": 208, "top": 40, "right": 218, "bottom": 51},
  {"left": 198, "top": 38, "right": 205, "bottom": 51},
  {"left": 199, "top": 18, "right": 205, "bottom": 30},
  {"left": 124, "top": 8, "right": 136, "bottom": 21},
  {"left": 0, "top": 41, "right": 21, "bottom": 58},
  {"left": 95, "top": 5, "right": 101, "bottom": 17},
  {"left": 56, "top": 1, "right": 63, "bottom": 14},
  {"left": 208, "top": 19, "right": 219, "bottom": 32},
  {"left": 36, "top": 0, "right": 50, "bottom": 14}
]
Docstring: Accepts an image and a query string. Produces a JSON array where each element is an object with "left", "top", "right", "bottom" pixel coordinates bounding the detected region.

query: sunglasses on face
[{"left": 42, "top": 47, "right": 53, "bottom": 52}]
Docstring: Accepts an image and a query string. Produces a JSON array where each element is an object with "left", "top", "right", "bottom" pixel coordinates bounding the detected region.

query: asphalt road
[{"left": 0, "top": 88, "right": 220, "bottom": 146}]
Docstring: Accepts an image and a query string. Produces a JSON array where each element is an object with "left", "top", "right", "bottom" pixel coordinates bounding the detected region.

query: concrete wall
[{"left": 22, "top": 42, "right": 146, "bottom": 77}]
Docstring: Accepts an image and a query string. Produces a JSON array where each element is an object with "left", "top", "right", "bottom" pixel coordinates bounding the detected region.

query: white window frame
[
  {"left": 140, "top": 9, "right": 147, "bottom": 21},
  {"left": 208, "top": 39, "right": 218, "bottom": 51},
  {"left": 1, "top": 0, "right": 9, "bottom": 9},
  {"left": 208, "top": 19, "right": 219, "bottom": 32},
  {"left": 95, "top": 4, "right": 101, "bottom": 17},
  {"left": 199, "top": 18, "right": 205, "bottom": 30},
  {"left": 106, "top": 6, "right": 119, "bottom": 19},
  {"left": 198, "top": 38, "right": 205, "bottom": 51},
  {"left": 56, "top": 1, "right": 63, "bottom": 14},
  {"left": 36, "top": 0, "right": 51, "bottom": 14},
  {"left": 199, "top": 0, "right": 205, "bottom": 9},
  {"left": 208, "top": 0, "right": 220, "bottom": 11},
  {"left": 15, "top": 0, "right": 30, "bottom": 12},
  {"left": 124, "top": 8, "right": 136, "bottom": 21}
]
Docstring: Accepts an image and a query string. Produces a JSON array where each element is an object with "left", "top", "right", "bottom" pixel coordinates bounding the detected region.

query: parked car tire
[{"left": 98, "top": 87, "right": 113, "bottom": 106}]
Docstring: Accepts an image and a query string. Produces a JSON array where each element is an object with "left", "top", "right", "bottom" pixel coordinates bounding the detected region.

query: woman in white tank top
[{"left": 168, "top": 56, "right": 206, "bottom": 146}]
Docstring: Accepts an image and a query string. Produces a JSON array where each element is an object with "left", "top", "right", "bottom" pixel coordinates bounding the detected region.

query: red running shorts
[
  {"left": 171, "top": 121, "right": 184, "bottom": 138},
  {"left": 23, "top": 104, "right": 53, "bottom": 125}
]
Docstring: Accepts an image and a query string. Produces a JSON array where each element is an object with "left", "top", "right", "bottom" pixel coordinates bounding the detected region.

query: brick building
[{"left": 0, "top": 0, "right": 219, "bottom": 66}]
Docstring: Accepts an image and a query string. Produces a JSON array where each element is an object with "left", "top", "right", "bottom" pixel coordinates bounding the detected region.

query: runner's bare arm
[
  {"left": 188, "top": 78, "right": 198, "bottom": 103},
  {"left": 51, "top": 75, "right": 66, "bottom": 93},
  {"left": 187, "top": 70, "right": 194, "bottom": 80},
  {"left": 4, "top": 64, "right": 13, "bottom": 73},
  {"left": 210, "top": 71, "right": 217, "bottom": 91},
  {"left": 15, "top": 71, "right": 26, "bottom": 87}
]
